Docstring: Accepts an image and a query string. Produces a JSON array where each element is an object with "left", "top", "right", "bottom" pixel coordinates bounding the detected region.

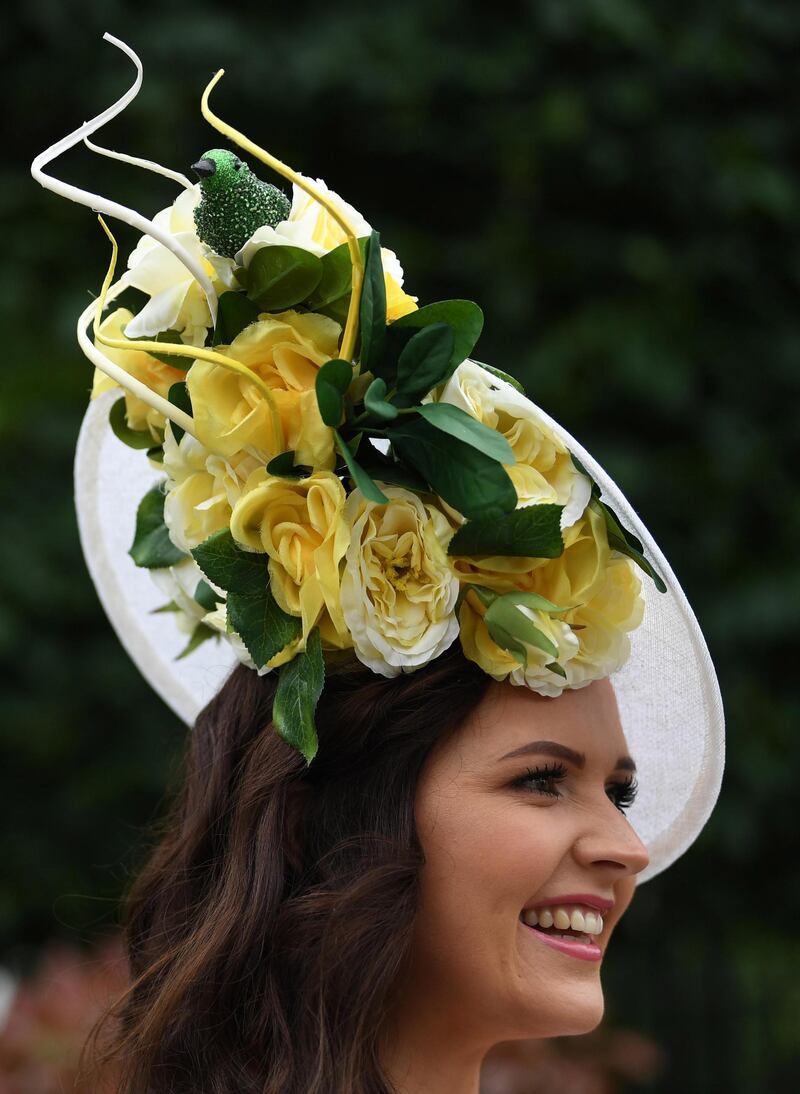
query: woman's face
[{"left": 399, "top": 676, "right": 650, "bottom": 1047}]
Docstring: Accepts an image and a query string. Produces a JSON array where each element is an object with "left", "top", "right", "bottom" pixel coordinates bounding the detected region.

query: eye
[
  {"left": 513, "top": 762, "right": 569, "bottom": 799},
  {"left": 233, "top": 158, "right": 243, "bottom": 171},
  {"left": 607, "top": 775, "right": 638, "bottom": 814}
]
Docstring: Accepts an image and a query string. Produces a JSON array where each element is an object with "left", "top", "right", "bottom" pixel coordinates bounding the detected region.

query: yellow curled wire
[
  {"left": 93, "top": 215, "right": 285, "bottom": 452},
  {"left": 199, "top": 69, "right": 364, "bottom": 364}
]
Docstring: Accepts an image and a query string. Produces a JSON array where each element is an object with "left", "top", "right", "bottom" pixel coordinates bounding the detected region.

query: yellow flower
[
  {"left": 458, "top": 502, "right": 644, "bottom": 695},
  {"left": 162, "top": 428, "right": 260, "bottom": 553},
  {"left": 439, "top": 361, "right": 592, "bottom": 529},
  {"left": 90, "top": 307, "right": 186, "bottom": 439},
  {"left": 187, "top": 309, "right": 341, "bottom": 469},
  {"left": 230, "top": 468, "right": 351, "bottom": 646},
  {"left": 340, "top": 487, "right": 460, "bottom": 676}
]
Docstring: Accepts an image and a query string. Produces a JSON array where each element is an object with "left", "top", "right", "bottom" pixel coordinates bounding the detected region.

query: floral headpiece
[{"left": 33, "top": 35, "right": 668, "bottom": 766}]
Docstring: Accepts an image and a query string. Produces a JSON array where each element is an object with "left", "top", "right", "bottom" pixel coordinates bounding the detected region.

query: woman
[
  {"left": 85, "top": 646, "right": 649, "bottom": 1094},
  {"left": 33, "top": 34, "right": 724, "bottom": 1094}
]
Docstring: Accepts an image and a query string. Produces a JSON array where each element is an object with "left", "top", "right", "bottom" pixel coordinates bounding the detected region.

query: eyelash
[{"left": 513, "top": 762, "right": 639, "bottom": 814}]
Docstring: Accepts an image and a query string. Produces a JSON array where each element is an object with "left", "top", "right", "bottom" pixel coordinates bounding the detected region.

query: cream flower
[
  {"left": 186, "top": 309, "right": 341, "bottom": 469},
  {"left": 203, "top": 603, "right": 272, "bottom": 675},
  {"left": 229, "top": 468, "right": 351, "bottom": 645},
  {"left": 161, "top": 426, "right": 260, "bottom": 553},
  {"left": 458, "top": 502, "right": 644, "bottom": 695},
  {"left": 439, "top": 360, "right": 592, "bottom": 530},
  {"left": 120, "top": 185, "right": 238, "bottom": 345},
  {"left": 340, "top": 487, "right": 460, "bottom": 676},
  {"left": 149, "top": 557, "right": 213, "bottom": 637},
  {"left": 90, "top": 307, "right": 187, "bottom": 439},
  {"left": 235, "top": 174, "right": 417, "bottom": 322}
]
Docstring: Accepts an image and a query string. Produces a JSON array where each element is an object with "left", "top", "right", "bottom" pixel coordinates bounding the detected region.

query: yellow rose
[
  {"left": 230, "top": 468, "right": 351, "bottom": 646},
  {"left": 187, "top": 309, "right": 341, "bottom": 469},
  {"left": 458, "top": 502, "right": 644, "bottom": 694},
  {"left": 439, "top": 361, "right": 592, "bottom": 529},
  {"left": 340, "top": 487, "right": 460, "bottom": 676},
  {"left": 162, "top": 428, "right": 260, "bottom": 553},
  {"left": 91, "top": 307, "right": 186, "bottom": 439}
]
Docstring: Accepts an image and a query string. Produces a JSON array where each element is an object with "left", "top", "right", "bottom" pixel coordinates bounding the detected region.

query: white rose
[
  {"left": 121, "top": 185, "right": 238, "bottom": 345},
  {"left": 439, "top": 360, "right": 592, "bottom": 530},
  {"left": 161, "top": 425, "right": 260, "bottom": 553},
  {"left": 340, "top": 487, "right": 460, "bottom": 676}
]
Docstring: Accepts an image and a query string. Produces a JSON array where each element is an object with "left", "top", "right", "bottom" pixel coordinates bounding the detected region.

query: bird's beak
[{"left": 191, "top": 158, "right": 216, "bottom": 179}]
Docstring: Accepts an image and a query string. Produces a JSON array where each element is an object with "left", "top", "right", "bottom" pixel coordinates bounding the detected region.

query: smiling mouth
[{"left": 518, "top": 907, "right": 604, "bottom": 948}]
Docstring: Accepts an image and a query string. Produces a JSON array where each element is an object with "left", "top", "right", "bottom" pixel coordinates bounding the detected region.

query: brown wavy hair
[{"left": 83, "top": 641, "right": 491, "bottom": 1093}]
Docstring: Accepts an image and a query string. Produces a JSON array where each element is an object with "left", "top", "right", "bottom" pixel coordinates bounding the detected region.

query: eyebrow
[{"left": 497, "top": 739, "right": 637, "bottom": 773}]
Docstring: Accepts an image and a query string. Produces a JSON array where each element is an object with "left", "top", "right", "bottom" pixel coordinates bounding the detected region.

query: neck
[{"left": 380, "top": 997, "right": 486, "bottom": 1094}]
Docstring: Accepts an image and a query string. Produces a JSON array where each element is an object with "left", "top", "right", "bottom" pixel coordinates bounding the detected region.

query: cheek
[{"left": 415, "top": 790, "right": 565, "bottom": 945}]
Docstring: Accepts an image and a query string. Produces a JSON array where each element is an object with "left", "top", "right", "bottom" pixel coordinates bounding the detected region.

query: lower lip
[{"left": 520, "top": 921, "right": 603, "bottom": 962}]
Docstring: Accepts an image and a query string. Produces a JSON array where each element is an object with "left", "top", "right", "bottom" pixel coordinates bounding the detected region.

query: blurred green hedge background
[{"left": 4, "top": 1, "right": 799, "bottom": 1090}]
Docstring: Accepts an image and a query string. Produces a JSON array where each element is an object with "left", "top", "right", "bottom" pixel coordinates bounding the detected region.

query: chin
[{"left": 518, "top": 984, "right": 605, "bottom": 1040}]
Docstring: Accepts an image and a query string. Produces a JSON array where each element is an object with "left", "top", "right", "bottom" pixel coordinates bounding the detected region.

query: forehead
[{"left": 455, "top": 677, "right": 632, "bottom": 769}]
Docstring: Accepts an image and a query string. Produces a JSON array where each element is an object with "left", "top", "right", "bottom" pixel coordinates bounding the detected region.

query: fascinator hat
[{"left": 32, "top": 34, "right": 724, "bottom": 885}]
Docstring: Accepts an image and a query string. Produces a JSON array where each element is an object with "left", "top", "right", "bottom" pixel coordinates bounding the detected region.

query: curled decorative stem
[
  {"left": 199, "top": 69, "right": 364, "bottom": 363},
  {"left": 92, "top": 217, "right": 286, "bottom": 453}
]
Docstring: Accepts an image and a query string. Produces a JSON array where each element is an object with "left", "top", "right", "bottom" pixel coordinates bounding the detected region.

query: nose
[
  {"left": 573, "top": 802, "right": 651, "bottom": 877},
  {"left": 191, "top": 157, "right": 216, "bottom": 179}
]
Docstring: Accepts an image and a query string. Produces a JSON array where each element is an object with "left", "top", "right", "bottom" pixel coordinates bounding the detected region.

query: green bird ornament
[{"left": 190, "top": 148, "right": 291, "bottom": 259}]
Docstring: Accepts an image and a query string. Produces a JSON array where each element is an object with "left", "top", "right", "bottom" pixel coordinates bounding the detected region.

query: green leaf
[
  {"left": 356, "top": 439, "right": 428, "bottom": 491},
  {"left": 589, "top": 498, "right": 667, "bottom": 593},
  {"left": 359, "top": 230, "right": 387, "bottom": 373},
  {"left": 500, "top": 590, "right": 574, "bottom": 614},
  {"left": 363, "top": 376, "right": 399, "bottom": 421},
  {"left": 266, "top": 451, "right": 313, "bottom": 479},
  {"left": 109, "top": 397, "right": 162, "bottom": 450},
  {"left": 125, "top": 328, "right": 187, "bottom": 368},
  {"left": 417, "top": 402, "right": 514, "bottom": 463},
  {"left": 175, "top": 622, "right": 220, "bottom": 660},
  {"left": 194, "top": 579, "right": 220, "bottom": 612},
  {"left": 396, "top": 323, "right": 455, "bottom": 399},
  {"left": 391, "top": 300, "right": 483, "bottom": 377},
  {"left": 448, "top": 504, "right": 564, "bottom": 558},
  {"left": 129, "top": 484, "right": 186, "bottom": 569},
  {"left": 607, "top": 532, "right": 668, "bottom": 594},
  {"left": 471, "top": 359, "right": 526, "bottom": 394},
  {"left": 167, "top": 381, "right": 193, "bottom": 444},
  {"left": 334, "top": 429, "right": 389, "bottom": 503},
  {"left": 485, "top": 596, "right": 560, "bottom": 659},
  {"left": 150, "top": 600, "right": 180, "bottom": 614},
  {"left": 306, "top": 236, "right": 369, "bottom": 324},
  {"left": 246, "top": 245, "right": 323, "bottom": 311},
  {"left": 213, "top": 290, "right": 260, "bottom": 346},
  {"left": 545, "top": 660, "right": 568, "bottom": 678},
  {"left": 146, "top": 444, "right": 164, "bottom": 464},
  {"left": 315, "top": 358, "right": 353, "bottom": 427},
  {"left": 191, "top": 530, "right": 301, "bottom": 667},
  {"left": 273, "top": 627, "right": 324, "bottom": 765},
  {"left": 386, "top": 416, "right": 516, "bottom": 521}
]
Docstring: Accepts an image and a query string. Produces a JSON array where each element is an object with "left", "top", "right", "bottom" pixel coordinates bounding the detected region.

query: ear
[{"left": 284, "top": 779, "right": 310, "bottom": 874}]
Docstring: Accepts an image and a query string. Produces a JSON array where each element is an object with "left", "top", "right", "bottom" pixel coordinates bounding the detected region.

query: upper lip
[{"left": 522, "top": 892, "right": 614, "bottom": 913}]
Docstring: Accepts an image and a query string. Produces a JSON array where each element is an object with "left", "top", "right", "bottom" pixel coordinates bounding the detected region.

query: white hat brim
[{"left": 75, "top": 388, "right": 724, "bottom": 886}]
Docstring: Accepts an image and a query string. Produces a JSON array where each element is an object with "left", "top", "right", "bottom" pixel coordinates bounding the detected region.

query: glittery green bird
[{"left": 190, "top": 149, "right": 291, "bottom": 259}]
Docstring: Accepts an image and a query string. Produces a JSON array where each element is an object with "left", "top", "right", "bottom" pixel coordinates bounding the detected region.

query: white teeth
[
  {"left": 571, "top": 909, "right": 586, "bottom": 932},
  {"left": 520, "top": 905, "right": 605, "bottom": 936}
]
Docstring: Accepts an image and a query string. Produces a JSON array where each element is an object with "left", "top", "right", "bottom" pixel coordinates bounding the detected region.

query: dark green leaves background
[{"left": 5, "top": 2, "right": 799, "bottom": 1089}]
